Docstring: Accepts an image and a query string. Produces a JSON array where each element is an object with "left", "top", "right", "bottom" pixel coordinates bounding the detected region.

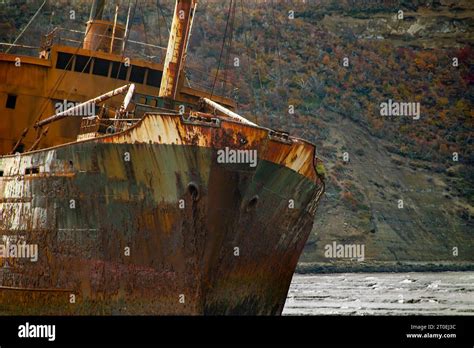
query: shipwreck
[{"left": 0, "top": 0, "right": 325, "bottom": 315}]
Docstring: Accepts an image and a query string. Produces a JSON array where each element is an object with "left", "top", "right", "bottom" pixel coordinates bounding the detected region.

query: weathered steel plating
[{"left": 0, "top": 112, "right": 324, "bottom": 315}]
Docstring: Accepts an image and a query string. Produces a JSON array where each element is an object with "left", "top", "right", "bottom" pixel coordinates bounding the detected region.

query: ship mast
[
  {"left": 89, "top": 0, "right": 105, "bottom": 21},
  {"left": 159, "top": 0, "right": 197, "bottom": 100}
]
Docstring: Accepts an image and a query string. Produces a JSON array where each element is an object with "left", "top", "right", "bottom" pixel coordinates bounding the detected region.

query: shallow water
[{"left": 283, "top": 272, "right": 474, "bottom": 315}]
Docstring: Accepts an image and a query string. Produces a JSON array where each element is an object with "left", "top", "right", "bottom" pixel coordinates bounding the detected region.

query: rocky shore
[{"left": 296, "top": 261, "right": 474, "bottom": 274}]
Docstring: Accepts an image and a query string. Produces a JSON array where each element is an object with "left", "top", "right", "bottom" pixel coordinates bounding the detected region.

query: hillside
[{"left": 1, "top": 0, "right": 473, "bottom": 270}]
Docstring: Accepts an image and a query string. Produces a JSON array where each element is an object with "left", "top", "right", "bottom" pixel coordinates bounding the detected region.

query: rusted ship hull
[{"left": 0, "top": 113, "right": 324, "bottom": 315}]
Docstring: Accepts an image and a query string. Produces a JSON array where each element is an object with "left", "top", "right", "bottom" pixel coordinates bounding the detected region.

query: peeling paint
[{"left": 0, "top": 112, "right": 324, "bottom": 315}]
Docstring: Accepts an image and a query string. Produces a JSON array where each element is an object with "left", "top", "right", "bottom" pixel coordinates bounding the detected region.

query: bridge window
[
  {"left": 6, "top": 94, "right": 17, "bottom": 109},
  {"left": 74, "top": 55, "right": 91, "bottom": 73},
  {"left": 15, "top": 143, "right": 25, "bottom": 153},
  {"left": 56, "top": 52, "right": 73, "bottom": 70},
  {"left": 147, "top": 69, "right": 162, "bottom": 87},
  {"left": 130, "top": 66, "right": 146, "bottom": 84},
  {"left": 93, "top": 58, "right": 110, "bottom": 77},
  {"left": 111, "top": 62, "right": 128, "bottom": 80}
]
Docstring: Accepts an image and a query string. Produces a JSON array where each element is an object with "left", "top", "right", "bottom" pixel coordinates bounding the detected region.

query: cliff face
[
  {"left": 298, "top": 2, "right": 473, "bottom": 266},
  {"left": 1, "top": 0, "right": 473, "bottom": 267}
]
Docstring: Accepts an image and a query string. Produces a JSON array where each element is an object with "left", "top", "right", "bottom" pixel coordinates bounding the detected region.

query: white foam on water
[{"left": 283, "top": 272, "right": 474, "bottom": 316}]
